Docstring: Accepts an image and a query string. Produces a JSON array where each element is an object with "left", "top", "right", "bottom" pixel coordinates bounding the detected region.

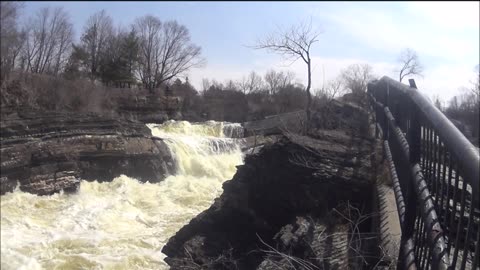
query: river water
[{"left": 0, "top": 120, "right": 244, "bottom": 270}]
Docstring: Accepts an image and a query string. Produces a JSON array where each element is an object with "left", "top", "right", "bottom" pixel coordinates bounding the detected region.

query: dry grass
[
  {"left": 256, "top": 233, "right": 320, "bottom": 270},
  {"left": 254, "top": 202, "right": 394, "bottom": 270},
  {"left": 169, "top": 246, "right": 239, "bottom": 270},
  {"left": 1, "top": 71, "right": 117, "bottom": 114}
]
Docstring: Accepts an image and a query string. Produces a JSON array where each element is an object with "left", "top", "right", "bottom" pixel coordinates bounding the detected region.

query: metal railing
[{"left": 368, "top": 76, "right": 479, "bottom": 270}]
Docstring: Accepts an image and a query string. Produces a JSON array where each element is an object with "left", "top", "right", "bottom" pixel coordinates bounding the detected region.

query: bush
[{"left": 1, "top": 71, "right": 117, "bottom": 115}]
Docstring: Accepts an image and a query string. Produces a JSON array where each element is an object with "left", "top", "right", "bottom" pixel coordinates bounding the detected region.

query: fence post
[
  {"left": 394, "top": 79, "right": 422, "bottom": 270},
  {"left": 384, "top": 84, "right": 389, "bottom": 140},
  {"left": 408, "top": 79, "right": 417, "bottom": 89},
  {"left": 404, "top": 79, "right": 421, "bottom": 238},
  {"left": 408, "top": 79, "right": 421, "bottom": 164}
]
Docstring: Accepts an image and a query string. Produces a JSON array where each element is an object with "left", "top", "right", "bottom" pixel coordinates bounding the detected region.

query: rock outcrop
[
  {"left": 162, "top": 98, "right": 383, "bottom": 269},
  {"left": 0, "top": 109, "right": 176, "bottom": 195},
  {"left": 115, "top": 93, "right": 182, "bottom": 123}
]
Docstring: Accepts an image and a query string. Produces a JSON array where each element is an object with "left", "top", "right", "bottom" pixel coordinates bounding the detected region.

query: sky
[{"left": 21, "top": 1, "right": 480, "bottom": 104}]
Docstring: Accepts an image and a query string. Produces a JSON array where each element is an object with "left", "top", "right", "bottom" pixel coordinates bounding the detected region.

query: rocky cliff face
[
  {"left": 162, "top": 98, "right": 383, "bottom": 269},
  {"left": 0, "top": 109, "right": 176, "bottom": 195},
  {"left": 114, "top": 93, "right": 182, "bottom": 123}
]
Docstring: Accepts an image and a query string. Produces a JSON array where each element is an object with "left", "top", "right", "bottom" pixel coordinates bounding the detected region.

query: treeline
[
  {"left": 10, "top": 2, "right": 465, "bottom": 129},
  {"left": 171, "top": 64, "right": 377, "bottom": 122},
  {"left": 173, "top": 70, "right": 308, "bottom": 122},
  {"left": 0, "top": 2, "right": 203, "bottom": 90},
  {"left": 444, "top": 70, "right": 479, "bottom": 145}
]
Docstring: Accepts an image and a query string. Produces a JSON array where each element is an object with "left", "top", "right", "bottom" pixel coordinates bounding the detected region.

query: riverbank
[{"left": 162, "top": 95, "right": 389, "bottom": 269}]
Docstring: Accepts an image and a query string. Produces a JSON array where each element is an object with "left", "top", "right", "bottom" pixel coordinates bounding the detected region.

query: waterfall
[
  {"left": 0, "top": 120, "right": 243, "bottom": 270},
  {"left": 222, "top": 122, "right": 245, "bottom": 138}
]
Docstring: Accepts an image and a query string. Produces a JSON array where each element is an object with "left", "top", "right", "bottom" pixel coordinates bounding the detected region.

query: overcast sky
[{"left": 22, "top": 1, "right": 479, "bottom": 103}]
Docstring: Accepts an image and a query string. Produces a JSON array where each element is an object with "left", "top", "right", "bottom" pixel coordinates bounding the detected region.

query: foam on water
[{"left": 1, "top": 120, "right": 243, "bottom": 270}]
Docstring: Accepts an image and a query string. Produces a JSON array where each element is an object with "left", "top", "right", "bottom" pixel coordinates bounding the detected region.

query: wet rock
[
  {"left": 0, "top": 110, "right": 176, "bottom": 195},
  {"left": 243, "top": 110, "right": 305, "bottom": 137},
  {"left": 222, "top": 123, "right": 245, "bottom": 138},
  {"left": 162, "top": 96, "right": 380, "bottom": 269}
]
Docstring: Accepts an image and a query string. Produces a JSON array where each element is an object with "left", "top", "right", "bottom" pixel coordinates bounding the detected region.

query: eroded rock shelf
[{"left": 0, "top": 110, "right": 175, "bottom": 195}]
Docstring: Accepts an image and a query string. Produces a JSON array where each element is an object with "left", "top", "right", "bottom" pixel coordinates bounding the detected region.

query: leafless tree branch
[
  {"left": 252, "top": 19, "right": 322, "bottom": 131},
  {"left": 134, "top": 16, "right": 204, "bottom": 91},
  {"left": 397, "top": 48, "right": 423, "bottom": 83}
]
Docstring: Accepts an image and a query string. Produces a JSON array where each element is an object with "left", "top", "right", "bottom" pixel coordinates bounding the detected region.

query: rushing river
[{"left": 1, "top": 121, "right": 244, "bottom": 270}]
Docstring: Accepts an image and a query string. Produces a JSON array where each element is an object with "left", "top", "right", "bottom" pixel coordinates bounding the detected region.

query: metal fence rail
[{"left": 368, "top": 76, "right": 479, "bottom": 270}]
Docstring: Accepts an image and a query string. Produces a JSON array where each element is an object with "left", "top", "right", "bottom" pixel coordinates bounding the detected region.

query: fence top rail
[{"left": 368, "top": 76, "right": 479, "bottom": 207}]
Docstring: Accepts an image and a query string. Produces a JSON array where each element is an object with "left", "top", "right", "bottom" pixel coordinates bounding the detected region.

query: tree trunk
[{"left": 305, "top": 57, "right": 312, "bottom": 134}]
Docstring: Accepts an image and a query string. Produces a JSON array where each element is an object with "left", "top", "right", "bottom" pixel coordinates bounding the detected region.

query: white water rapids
[{"left": 1, "top": 120, "right": 244, "bottom": 270}]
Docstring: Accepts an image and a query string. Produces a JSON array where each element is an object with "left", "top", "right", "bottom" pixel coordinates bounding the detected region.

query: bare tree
[
  {"left": 253, "top": 20, "right": 320, "bottom": 124},
  {"left": 22, "top": 6, "right": 73, "bottom": 75},
  {"left": 264, "top": 69, "right": 280, "bottom": 95},
  {"left": 0, "top": 1, "right": 24, "bottom": 80},
  {"left": 81, "top": 10, "right": 113, "bottom": 80},
  {"left": 0, "top": 2, "right": 22, "bottom": 31},
  {"left": 224, "top": 79, "right": 238, "bottom": 92},
  {"left": 470, "top": 64, "right": 479, "bottom": 99},
  {"left": 397, "top": 48, "right": 423, "bottom": 83},
  {"left": 135, "top": 15, "right": 162, "bottom": 90},
  {"left": 155, "top": 20, "right": 204, "bottom": 86},
  {"left": 237, "top": 71, "right": 264, "bottom": 94},
  {"left": 134, "top": 16, "right": 204, "bottom": 91},
  {"left": 317, "top": 77, "right": 344, "bottom": 100},
  {"left": 446, "top": 88, "right": 479, "bottom": 144},
  {"left": 341, "top": 64, "right": 375, "bottom": 94},
  {"left": 53, "top": 17, "right": 74, "bottom": 75},
  {"left": 431, "top": 94, "right": 443, "bottom": 111},
  {"left": 201, "top": 78, "right": 225, "bottom": 92},
  {"left": 202, "top": 78, "right": 211, "bottom": 92},
  {"left": 264, "top": 69, "right": 295, "bottom": 95},
  {"left": 448, "top": 96, "right": 459, "bottom": 112},
  {"left": 281, "top": 71, "right": 296, "bottom": 88},
  {"left": 8, "top": 30, "right": 26, "bottom": 71}
]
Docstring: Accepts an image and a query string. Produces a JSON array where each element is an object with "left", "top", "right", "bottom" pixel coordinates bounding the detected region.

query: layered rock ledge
[{"left": 0, "top": 109, "right": 175, "bottom": 195}]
